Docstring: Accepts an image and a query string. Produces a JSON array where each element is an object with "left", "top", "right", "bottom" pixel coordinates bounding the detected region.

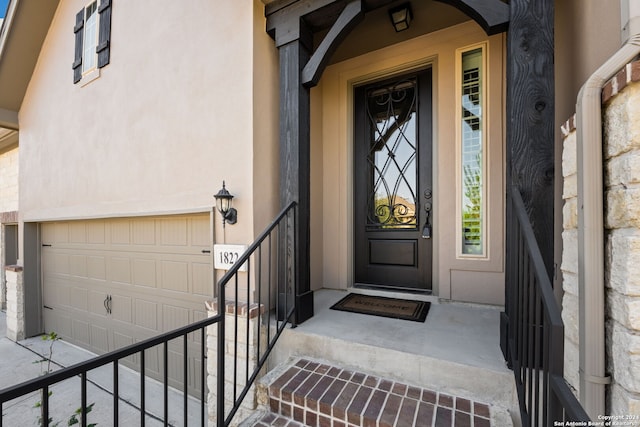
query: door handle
[
  {"left": 422, "top": 201, "right": 432, "bottom": 239},
  {"left": 104, "top": 295, "right": 112, "bottom": 314}
]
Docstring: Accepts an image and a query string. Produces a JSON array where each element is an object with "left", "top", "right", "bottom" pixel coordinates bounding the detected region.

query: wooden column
[
  {"left": 506, "top": 0, "right": 555, "bottom": 276},
  {"left": 501, "top": 0, "right": 555, "bottom": 360},
  {"left": 267, "top": 0, "right": 365, "bottom": 324},
  {"left": 278, "top": 35, "right": 314, "bottom": 324}
]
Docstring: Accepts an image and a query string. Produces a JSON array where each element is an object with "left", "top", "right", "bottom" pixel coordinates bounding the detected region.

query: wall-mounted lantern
[
  {"left": 389, "top": 3, "right": 413, "bottom": 32},
  {"left": 214, "top": 181, "right": 237, "bottom": 227}
]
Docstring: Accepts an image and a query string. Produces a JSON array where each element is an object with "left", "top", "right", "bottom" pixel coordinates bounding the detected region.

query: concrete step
[
  {"left": 265, "top": 290, "right": 517, "bottom": 416},
  {"left": 249, "top": 357, "right": 512, "bottom": 427}
]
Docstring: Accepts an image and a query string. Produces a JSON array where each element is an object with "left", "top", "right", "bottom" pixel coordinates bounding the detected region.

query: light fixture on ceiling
[{"left": 389, "top": 2, "right": 413, "bottom": 32}]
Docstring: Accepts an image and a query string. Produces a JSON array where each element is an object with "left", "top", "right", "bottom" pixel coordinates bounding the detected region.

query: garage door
[{"left": 41, "top": 213, "right": 212, "bottom": 395}]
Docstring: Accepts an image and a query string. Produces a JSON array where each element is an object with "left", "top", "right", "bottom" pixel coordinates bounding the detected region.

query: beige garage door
[{"left": 41, "top": 213, "right": 212, "bottom": 395}]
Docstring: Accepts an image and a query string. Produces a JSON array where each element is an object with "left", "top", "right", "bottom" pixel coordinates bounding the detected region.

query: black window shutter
[
  {"left": 72, "top": 9, "right": 84, "bottom": 84},
  {"left": 97, "top": 0, "right": 112, "bottom": 68}
]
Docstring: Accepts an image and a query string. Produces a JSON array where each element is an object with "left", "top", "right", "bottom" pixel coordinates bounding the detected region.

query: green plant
[{"left": 33, "top": 332, "right": 97, "bottom": 427}]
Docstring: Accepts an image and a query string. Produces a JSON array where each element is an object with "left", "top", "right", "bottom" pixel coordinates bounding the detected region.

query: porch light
[
  {"left": 389, "top": 3, "right": 413, "bottom": 32},
  {"left": 214, "top": 181, "right": 237, "bottom": 227}
]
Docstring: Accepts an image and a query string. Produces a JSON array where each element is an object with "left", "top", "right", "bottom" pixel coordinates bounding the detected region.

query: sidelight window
[{"left": 459, "top": 46, "right": 486, "bottom": 256}]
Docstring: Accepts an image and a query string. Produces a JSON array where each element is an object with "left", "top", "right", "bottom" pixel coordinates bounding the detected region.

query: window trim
[{"left": 455, "top": 42, "right": 489, "bottom": 259}]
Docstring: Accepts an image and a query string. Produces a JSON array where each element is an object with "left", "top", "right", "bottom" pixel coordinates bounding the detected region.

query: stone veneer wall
[
  {"left": 5, "top": 266, "right": 24, "bottom": 341},
  {"left": 561, "top": 60, "right": 640, "bottom": 414},
  {"left": 560, "top": 117, "right": 580, "bottom": 396},
  {"left": 206, "top": 299, "right": 265, "bottom": 427}
]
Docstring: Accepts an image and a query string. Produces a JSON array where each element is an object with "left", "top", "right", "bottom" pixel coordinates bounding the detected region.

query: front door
[{"left": 354, "top": 69, "right": 432, "bottom": 290}]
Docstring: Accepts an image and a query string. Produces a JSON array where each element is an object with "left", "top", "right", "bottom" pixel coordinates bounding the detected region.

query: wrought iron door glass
[{"left": 366, "top": 78, "right": 418, "bottom": 229}]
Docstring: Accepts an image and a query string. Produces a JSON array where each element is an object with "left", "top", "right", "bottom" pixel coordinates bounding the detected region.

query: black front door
[{"left": 354, "top": 69, "right": 432, "bottom": 290}]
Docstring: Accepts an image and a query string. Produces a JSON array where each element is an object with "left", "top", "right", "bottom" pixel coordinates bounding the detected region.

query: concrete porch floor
[{"left": 267, "top": 289, "right": 518, "bottom": 421}]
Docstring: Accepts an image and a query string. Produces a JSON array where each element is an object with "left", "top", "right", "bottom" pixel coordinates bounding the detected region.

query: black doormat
[{"left": 330, "top": 293, "right": 430, "bottom": 323}]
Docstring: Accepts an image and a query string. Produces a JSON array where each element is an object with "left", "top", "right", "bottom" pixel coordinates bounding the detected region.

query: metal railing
[
  {"left": 0, "top": 201, "right": 297, "bottom": 427},
  {"left": 505, "top": 185, "right": 589, "bottom": 426},
  {"left": 216, "top": 201, "right": 297, "bottom": 425}
]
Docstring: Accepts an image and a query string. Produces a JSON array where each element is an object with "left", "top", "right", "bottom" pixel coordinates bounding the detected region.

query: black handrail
[
  {"left": 505, "top": 185, "right": 589, "bottom": 425},
  {"left": 0, "top": 201, "right": 298, "bottom": 427},
  {"left": 216, "top": 201, "right": 297, "bottom": 426},
  {"left": 0, "top": 310, "right": 214, "bottom": 426}
]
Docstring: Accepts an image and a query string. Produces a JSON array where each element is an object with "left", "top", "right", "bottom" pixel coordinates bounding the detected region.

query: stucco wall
[
  {"left": 19, "top": 0, "right": 277, "bottom": 252},
  {"left": 0, "top": 145, "right": 18, "bottom": 213},
  {"left": 554, "top": 0, "right": 622, "bottom": 296},
  {"left": 562, "top": 67, "right": 640, "bottom": 415}
]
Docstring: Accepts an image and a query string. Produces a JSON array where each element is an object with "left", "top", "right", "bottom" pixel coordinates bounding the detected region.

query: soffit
[
  {"left": 0, "top": 0, "right": 60, "bottom": 113},
  {"left": 322, "top": 1, "right": 471, "bottom": 64},
  {"left": 266, "top": 0, "right": 476, "bottom": 65}
]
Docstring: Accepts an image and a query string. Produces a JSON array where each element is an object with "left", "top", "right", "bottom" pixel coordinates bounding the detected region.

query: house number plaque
[{"left": 214, "top": 244, "right": 248, "bottom": 271}]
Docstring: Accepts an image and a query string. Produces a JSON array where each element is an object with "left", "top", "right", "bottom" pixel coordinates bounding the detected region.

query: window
[
  {"left": 73, "top": 0, "right": 112, "bottom": 84},
  {"left": 82, "top": 2, "right": 98, "bottom": 73},
  {"left": 459, "top": 46, "right": 486, "bottom": 256}
]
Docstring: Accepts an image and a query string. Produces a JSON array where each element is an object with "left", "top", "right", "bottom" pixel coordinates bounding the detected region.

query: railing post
[
  {"left": 548, "top": 322, "right": 565, "bottom": 423},
  {"left": 217, "top": 290, "right": 226, "bottom": 427}
]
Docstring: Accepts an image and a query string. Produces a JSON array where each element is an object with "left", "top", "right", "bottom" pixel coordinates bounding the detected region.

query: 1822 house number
[
  {"left": 214, "top": 244, "right": 248, "bottom": 271},
  {"left": 219, "top": 251, "right": 239, "bottom": 265}
]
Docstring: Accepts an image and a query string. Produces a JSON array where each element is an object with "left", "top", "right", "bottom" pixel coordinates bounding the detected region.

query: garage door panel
[
  {"left": 191, "top": 216, "right": 210, "bottom": 247},
  {"left": 132, "top": 258, "right": 157, "bottom": 287},
  {"left": 44, "top": 310, "right": 71, "bottom": 337},
  {"left": 164, "top": 304, "right": 189, "bottom": 333},
  {"left": 144, "top": 346, "right": 161, "bottom": 377},
  {"left": 70, "top": 254, "right": 88, "bottom": 277},
  {"left": 89, "top": 291, "right": 109, "bottom": 317},
  {"left": 42, "top": 214, "right": 211, "bottom": 397},
  {"left": 69, "top": 287, "right": 88, "bottom": 311},
  {"left": 111, "top": 294, "right": 132, "bottom": 323},
  {"left": 160, "top": 218, "right": 188, "bottom": 246},
  {"left": 91, "top": 325, "right": 109, "bottom": 353},
  {"left": 72, "top": 319, "right": 91, "bottom": 347},
  {"left": 189, "top": 310, "right": 207, "bottom": 343},
  {"left": 135, "top": 299, "right": 159, "bottom": 332},
  {"left": 110, "top": 257, "right": 132, "bottom": 284},
  {"left": 168, "top": 349, "right": 184, "bottom": 390},
  {"left": 161, "top": 260, "right": 188, "bottom": 292},
  {"left": 69, "top": 222, "right": 87, "bottom": 243},
  {"left": 87, "top": 256, "right": 106, "bottom": 280},
  {"left": 133, "top": 220, "right": 156, "bottom": 245},
  {"left": 44, "top": 252, "right": 70, "bottom": 275},
  {"left": 43, "top": 277, "right": 64, "bottom": 307},
  {"left": 113, "top": 332, "right": 135, "bottom": 365},
  {"left": 192, "top": 262, "right": 212, "bottom": 296},
  {"left": 86, "top": 221, "right": 106, "bottom": 244},
  {"left": 190, "top": 356, "right": 203, "bottom": 392},
  {"left": 111, "top": 220, "right": 131, "bottom": 245},
  {"left": 42, "top": 222, "right": 69, "bottom": 243}
]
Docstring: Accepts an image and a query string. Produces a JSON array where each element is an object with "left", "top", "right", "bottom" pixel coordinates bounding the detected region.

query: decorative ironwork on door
[{"left": 366, "top": 78, "right": 418, "bottom": 229}]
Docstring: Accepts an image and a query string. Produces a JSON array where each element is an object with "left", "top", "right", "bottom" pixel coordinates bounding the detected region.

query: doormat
[{"left": 330, "top": 293, "right": 430, "bottom": 323}]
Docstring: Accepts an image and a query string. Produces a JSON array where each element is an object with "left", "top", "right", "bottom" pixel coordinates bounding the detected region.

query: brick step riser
[{"left": 259, "top": 358, "right": 493, "bottom": 427}]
